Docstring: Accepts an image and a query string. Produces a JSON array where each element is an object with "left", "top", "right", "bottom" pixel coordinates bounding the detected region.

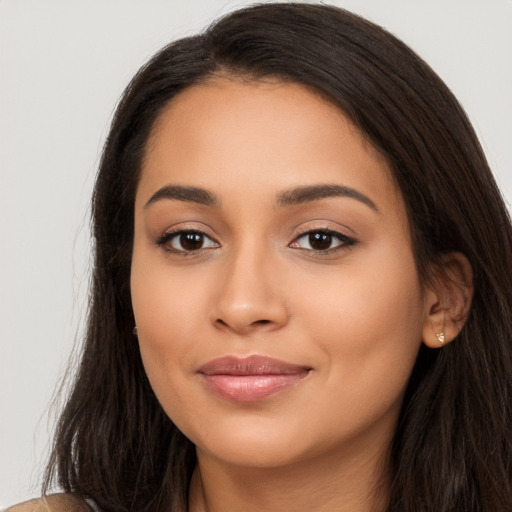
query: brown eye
[
  {"left": 308, "top": 232, "right": 333, "bottom": 251},
  {"left": 290, "top": 229, "right": 356, "bottom": 253},
  {"left": 180, "top": 232, "right": 205, "bottom": 251},
  {"left": 157, "top": 230, "right": 219, "bottom": 253}
]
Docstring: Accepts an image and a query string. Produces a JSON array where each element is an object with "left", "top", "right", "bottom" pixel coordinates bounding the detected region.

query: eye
[
  {"left": 290, "top": 229, "right": 355, "bottom": 253},
  {"left": 157, "top": 230, "right": 219, "bottom": 253}
]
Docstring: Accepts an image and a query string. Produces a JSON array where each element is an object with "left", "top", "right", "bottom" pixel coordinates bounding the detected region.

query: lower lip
[{"left": 201, "top": 372, "right": 309, "bottom": 402}]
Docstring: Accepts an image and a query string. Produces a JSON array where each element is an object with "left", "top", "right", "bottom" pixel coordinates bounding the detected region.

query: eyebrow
[
  {"left": 144, "top": 183, "right": 378, "bottom": 212},
  {"left": 277, "top": 184, "right": 379, "bottom": 212},
  {"left": 145, "top": 185, "right": 219, "bottom": 208}
]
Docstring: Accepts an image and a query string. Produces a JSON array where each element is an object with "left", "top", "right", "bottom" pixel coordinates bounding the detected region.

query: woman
[{"left": 8, "top": 3, "right": 512, "bottom": 511}]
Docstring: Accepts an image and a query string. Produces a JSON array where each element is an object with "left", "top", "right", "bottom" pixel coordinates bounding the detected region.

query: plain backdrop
[{"left": 1, "top": 0, "right": 511, "bottom": 506}]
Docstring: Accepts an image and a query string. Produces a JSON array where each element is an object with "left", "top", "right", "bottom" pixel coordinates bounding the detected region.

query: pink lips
[{"left": 198, "top": 355, "right": 311, "bottom": 402}]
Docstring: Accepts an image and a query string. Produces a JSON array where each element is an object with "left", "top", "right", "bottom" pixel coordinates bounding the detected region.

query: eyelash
[
  {"left": 290, "top": 228, "right": 357, "bottom": 255},
  {"left": 156, "top": 230, "right": 219, "bottom": 255},
  {"left": 156, "top": 227, "right": 357, "bottom": 256}
]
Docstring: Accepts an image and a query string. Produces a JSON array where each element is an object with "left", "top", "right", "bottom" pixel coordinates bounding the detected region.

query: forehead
[
  {"left": 148, "top": 78, "right": 380, "bottom": 159},
  {"left": 139, "top": 77, "right": 402, "bottom": 213}
]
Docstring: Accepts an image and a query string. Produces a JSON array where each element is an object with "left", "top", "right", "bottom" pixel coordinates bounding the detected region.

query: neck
[{"left": 188, "top": 444, "right": 390, "bottom": 512}]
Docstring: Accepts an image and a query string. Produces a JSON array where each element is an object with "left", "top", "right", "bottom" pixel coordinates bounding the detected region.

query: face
[{"left": 131, "top": 79, "right": 430, "bottom": 470}]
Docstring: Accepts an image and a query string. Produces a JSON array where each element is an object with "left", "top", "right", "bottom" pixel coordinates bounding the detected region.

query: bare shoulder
[{"left": 5, "top": 493, "right": 91, "bottom": 512}]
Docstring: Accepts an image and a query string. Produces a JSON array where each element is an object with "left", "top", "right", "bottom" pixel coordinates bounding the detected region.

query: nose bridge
[{"left": 213, "top": 236, "right": 287, "bottom": 334}]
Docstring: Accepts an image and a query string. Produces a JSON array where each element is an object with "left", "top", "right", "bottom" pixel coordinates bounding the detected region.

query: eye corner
[
  {"left": 289, "top": 227, "right": 357, "bottom": 255},
  {"left": 156, "top": 228, "right": 220, "bottom": 255}
]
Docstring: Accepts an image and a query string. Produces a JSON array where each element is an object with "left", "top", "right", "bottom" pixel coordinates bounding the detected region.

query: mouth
[{"left": 197, "top": 355, "right": 312, "bottom": 402}]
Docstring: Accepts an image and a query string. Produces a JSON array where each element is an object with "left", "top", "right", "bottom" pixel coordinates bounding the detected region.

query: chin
[{"left": 197, "top": 436, "right": 313, "bottom": 469}]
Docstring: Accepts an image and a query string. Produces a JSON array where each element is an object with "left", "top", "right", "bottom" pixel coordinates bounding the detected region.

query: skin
[
  {"left": 5, "top": 494, "right": 89, "bottom": 512},
  {"left": 130, "top": 78, "right": 458, "bottom": 512}
]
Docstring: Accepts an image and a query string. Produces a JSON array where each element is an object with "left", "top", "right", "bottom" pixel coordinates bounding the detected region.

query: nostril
[{"left": 214, "top": 317, "right": 273, "bottom": 332}]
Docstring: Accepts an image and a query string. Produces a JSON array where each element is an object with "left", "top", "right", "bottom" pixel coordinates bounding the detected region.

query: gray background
[{"left": 1, "top": 0, "right": 511, "bottom": 506}]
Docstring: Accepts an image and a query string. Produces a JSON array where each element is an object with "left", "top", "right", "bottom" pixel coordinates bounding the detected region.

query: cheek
[
  {"left": 292, "top": 247, "right": 425, "bottom": 412},
  {"left": 131, "top": 273, "right": 211, "bottom": 430},
  {"left": 130, "top": 252, "right": 210, "bottom": 394}
]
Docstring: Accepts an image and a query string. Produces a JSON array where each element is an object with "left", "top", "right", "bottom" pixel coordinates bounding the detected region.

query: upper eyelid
[
  {"left": 293, "top": 222, "right": 356, "bottom": 238},
  {"left": 158, "top": 222, "right": 218, "bottom": 238},
  {"left": 291, "top": 228, "right": 355, "bottom": 245},
  {"left": 295, "top": 226, "right": 342, "bottom": 236},
  {"left": 159, "top": 229, "right": 218, "bottom": 241}
]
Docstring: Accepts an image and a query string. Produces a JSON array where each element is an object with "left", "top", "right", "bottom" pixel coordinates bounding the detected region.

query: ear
[{"left": 422, "top": 252, "right": 473, "bottom": 348}]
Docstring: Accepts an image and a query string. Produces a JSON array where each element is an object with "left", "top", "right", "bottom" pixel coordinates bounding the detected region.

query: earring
[
  {"left": 436, "top": 332, "right": 445, "bottom": 345},
  {"left": 133, "top": 326, "right": 138, "bottom": 336}
]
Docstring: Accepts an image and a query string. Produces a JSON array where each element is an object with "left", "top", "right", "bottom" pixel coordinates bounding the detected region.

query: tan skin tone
[
  {"left": 135, "top": 80, "right": 404, "bottom": 511},
  {"left": 129, "top": 78, "right": 472, "bottom": 512},
  {"left": 5, "top": 494, "right": 90, "bottom": 512},
  {"left": 8, "top": 79, "right": 471, "bottom": 512}
]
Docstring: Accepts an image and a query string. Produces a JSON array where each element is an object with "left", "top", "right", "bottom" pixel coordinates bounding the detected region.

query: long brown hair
[{"left": 44, "top": 4, "right": 512, "bottom": 511}]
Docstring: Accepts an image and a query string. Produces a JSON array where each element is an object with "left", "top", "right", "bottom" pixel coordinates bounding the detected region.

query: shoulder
[{"left": 5, "top": 494, "right": 91, "bottom": 512}]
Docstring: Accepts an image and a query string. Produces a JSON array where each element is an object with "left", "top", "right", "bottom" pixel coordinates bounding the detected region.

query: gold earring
[{"left": 436, "top": 332, "right": 445, "bottom": 345}]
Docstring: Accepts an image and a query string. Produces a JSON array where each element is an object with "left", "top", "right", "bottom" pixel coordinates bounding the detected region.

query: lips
[{"left": 198, "top": 355, "right": 311, "bottom": 402}]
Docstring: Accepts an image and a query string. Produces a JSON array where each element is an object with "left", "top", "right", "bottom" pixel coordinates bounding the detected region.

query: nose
[{"left": 211, "top": 247, "right": 289, "bottom": 336}]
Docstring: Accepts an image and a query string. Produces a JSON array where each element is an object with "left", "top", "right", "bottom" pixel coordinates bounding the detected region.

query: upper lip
[{"left": 198, "top": 355, "right": 312, "bottom": 376}]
